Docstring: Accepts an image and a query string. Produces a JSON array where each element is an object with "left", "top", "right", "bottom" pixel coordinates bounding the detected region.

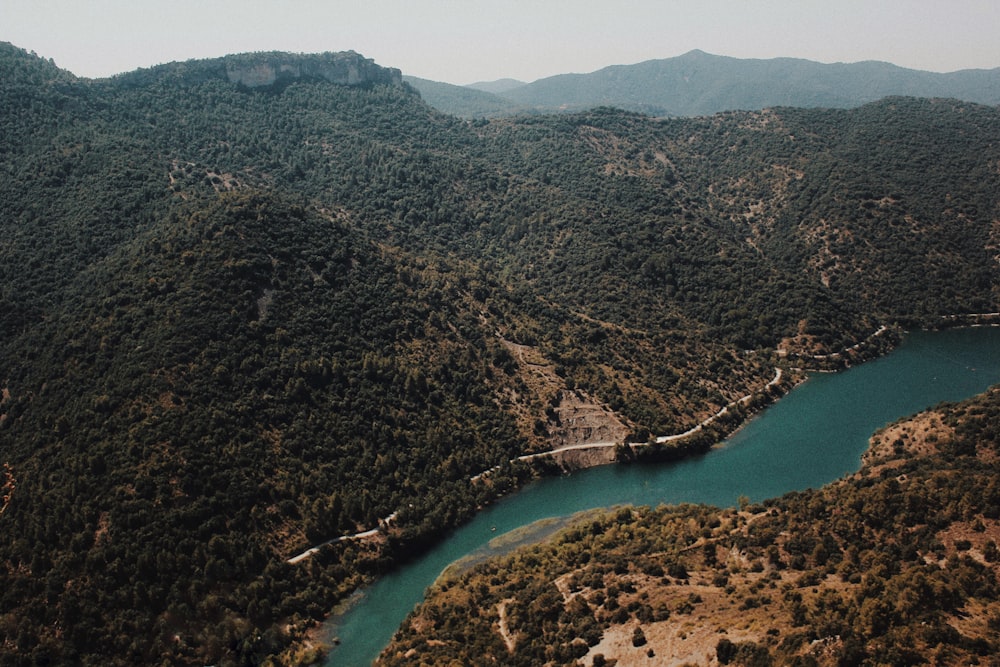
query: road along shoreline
[{"left": 288, "top": 320, "right": 983, "bottom": 564}]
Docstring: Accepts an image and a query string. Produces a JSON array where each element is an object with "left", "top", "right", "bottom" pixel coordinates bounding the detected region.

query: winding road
[
  {"left": 288, "top": 368, "right": 784, "bottom": 564},
  {"left": 281, "top": 322, "right": 980, "bottom": 567},
  {"left": 513, "top": 367, "right": 783, "bottom": 462},
  {"left": 286, "top": 513, "right": 396, "bottom": 564}
]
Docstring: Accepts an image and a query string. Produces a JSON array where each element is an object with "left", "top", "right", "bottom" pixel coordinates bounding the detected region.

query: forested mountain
[
  {"left": 407, "top": 50, "right": 1000, "bottom": 118},
  {"left": 1, "top": 40, "right": 999, "bottom": 665}
]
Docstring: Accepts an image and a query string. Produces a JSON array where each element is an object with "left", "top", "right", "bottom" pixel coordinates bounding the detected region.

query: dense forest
[
  {"left": 383, "top": 387, "right": 1000, "bottom": 666},
  {"left": 1, "top": 41, "right": 999, "bottom": 665}
]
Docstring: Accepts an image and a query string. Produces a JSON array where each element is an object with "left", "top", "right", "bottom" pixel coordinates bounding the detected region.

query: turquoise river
[{"left": 324, "top": 326, "right": 1000, "bottom": 666}]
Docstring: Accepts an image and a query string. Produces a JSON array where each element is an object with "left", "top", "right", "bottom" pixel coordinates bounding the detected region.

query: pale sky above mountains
[{"left": 4, "top": 0, "right": 999, "bottom": 84}]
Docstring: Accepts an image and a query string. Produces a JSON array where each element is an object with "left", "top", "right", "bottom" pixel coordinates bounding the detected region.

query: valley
[{"left": 1, "top": 41, "right": 999, "bottom": 666}]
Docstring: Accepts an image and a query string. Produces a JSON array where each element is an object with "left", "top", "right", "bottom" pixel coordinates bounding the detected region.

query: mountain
[
  {"left": 2, "top": 40, "right": 1000, "bottom": 665},
  {"left": 414, "top": 50, "right": 1000, "bottom": 117},
  {"left": 403, "top": 75, "right": 526, "bottom": 118},
  {"left": 466, "top": 77, "right": 527, "bottom": 94}
]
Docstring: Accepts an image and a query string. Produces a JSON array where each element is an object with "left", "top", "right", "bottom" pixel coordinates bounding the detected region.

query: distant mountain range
[
  {"left": 406, "top": 49, "right": 1000, "bottom": 118},
  {"left": 466, "top": 77, "right": 526, "bottom": 94},
  {"left": 403, "top": 75, "right": 528, "bottom": 118}
]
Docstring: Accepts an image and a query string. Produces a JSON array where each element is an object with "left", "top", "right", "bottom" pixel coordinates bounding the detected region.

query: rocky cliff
[
  {"left": 111, "top": 50, "right": 403, "bottom": 90},
  {"left": 224, "top": 51, "right": 402, "bottom": 88}
]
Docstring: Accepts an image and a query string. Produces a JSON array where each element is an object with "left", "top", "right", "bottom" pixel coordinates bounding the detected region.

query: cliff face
[
  {"left": 224, "top": 51, "right": 403, "bottom": 88},
  {"left": 111, "top": 50, "right": 403, "bottom": 90}
]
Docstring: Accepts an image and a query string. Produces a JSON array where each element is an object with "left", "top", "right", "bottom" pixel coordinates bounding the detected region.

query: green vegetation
[
  {"left": 384, "top": 388, "right": 1000, "bottom": 665},
  {"left": 1, "top": 39, "right": 999, "bottom": 664}
]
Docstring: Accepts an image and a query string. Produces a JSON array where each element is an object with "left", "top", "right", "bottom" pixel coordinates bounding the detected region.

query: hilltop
[
  {"left": 0, "top": 41, "right": 999, "bottom": 664},
  {"left": 111, "top": 50, "right": 403, "bottom": 90}
]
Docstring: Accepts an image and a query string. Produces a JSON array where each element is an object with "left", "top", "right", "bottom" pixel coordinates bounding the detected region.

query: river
[{"left": 323, "top": 326, "right": 1000, "bottom": 666}]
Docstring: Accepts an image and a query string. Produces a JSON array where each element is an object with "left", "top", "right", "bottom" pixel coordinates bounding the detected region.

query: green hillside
[{"left": 1, "top": 40, "right": 999, "bottom": 665}]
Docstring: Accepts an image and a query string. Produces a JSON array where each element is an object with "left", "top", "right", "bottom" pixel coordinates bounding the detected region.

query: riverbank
[
  {"left": 287, "top": 367, "right": 791, "bottom": 565},
  {"left": 514, "top": 367, "right": 790, "bottom": 471},
  {"left": 321, "top": 325, "right": 1000, "bottom": 666},
  {"left": 286, "top": 326, "right": 893, "bottom": 565},
  {"left": 286, "top": 513, "right": 397, "bottom": 565},
  {"left": 381, "top": 378, "right": 1000, "bottom": 666}
]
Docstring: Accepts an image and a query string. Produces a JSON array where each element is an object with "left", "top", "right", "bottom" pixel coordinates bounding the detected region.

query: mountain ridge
[
  {"left": 466, "top": 77, "right": 527, "bottom": 94},
  {"left": 404, "top": 49, "right": 1000, "bottom": 117},
  {"left": 403, "top": 74, "right": 524, "bottom": 118}
]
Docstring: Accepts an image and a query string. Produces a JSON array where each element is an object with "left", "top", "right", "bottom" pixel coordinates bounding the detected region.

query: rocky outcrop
[
  {"left": 549, "top": 389, "right": 630, "bottom": 449},
  {"left": 111, "top": 50, "right": 403, "bottom": 90},
  {"left": 224, "top": 51, "right": 402, "bottom": 89}
]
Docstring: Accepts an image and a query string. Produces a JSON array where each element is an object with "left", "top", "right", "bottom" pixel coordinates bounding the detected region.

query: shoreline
[
  {"left": 286, "top": 324, "right": 895, "bottom": 565},
  {"left": 314, "top": 320, "right": 1000, "bottom": 664},
  {"left": 285, "top": 319, "right": 998, "bottom": 564},
  {"left": 287, "top": 366, "right": 791, "bottom": 565}
]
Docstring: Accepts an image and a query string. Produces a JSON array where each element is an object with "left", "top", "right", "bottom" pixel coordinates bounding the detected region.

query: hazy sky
[{"left": 4, "top": 0, "right": 999, "bottom": 84}]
